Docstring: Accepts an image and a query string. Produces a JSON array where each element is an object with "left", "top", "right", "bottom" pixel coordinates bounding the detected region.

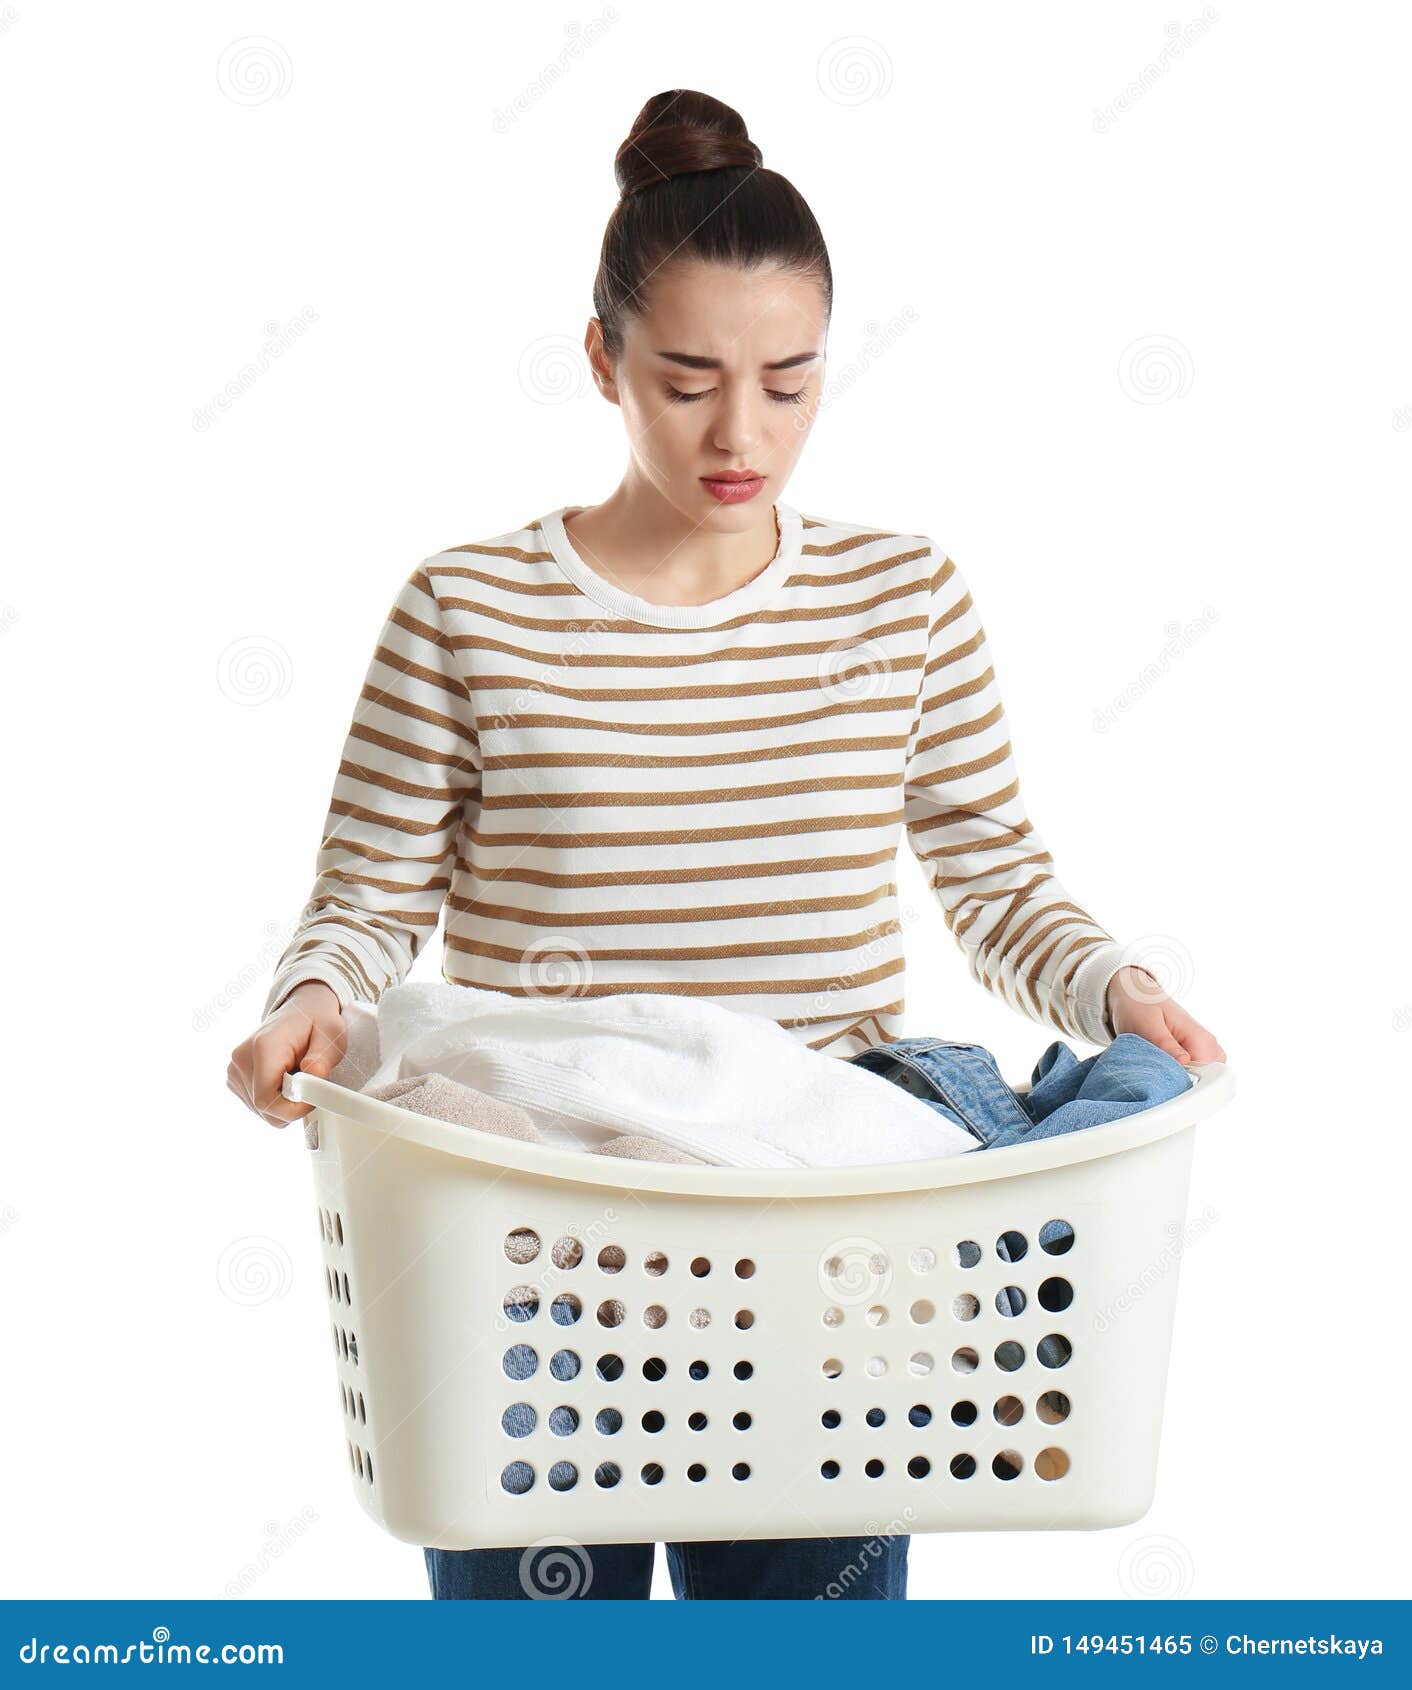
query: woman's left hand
[{"left": 1105, "top": 965, "right": 1227, "bottom": 1065}]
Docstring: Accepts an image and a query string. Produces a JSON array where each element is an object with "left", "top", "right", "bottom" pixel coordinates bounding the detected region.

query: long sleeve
[
  {"left": 902, "top": 544, "right": 1132, "bottom": 1047},
  {"left": 261, "top": 563, "right": 482, "bottom": 1020}
]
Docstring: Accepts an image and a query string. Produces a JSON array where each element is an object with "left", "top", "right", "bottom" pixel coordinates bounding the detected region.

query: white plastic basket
[{"left": 285, "top": 1061, "right": 1235, "bottom": 1550}]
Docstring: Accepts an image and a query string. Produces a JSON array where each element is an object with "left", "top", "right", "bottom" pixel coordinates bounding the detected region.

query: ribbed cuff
[
  {"left": 1068, "top": 942, "right": 1145, "bottom": 1048},
  {"left": 262, "top": 963, "right": 363, "bottom": 1024}
]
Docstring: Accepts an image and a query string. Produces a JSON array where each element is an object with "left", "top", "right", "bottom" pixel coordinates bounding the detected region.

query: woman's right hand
[{"left": 227, "top": 981, "right": 348, "bottom": 1127}]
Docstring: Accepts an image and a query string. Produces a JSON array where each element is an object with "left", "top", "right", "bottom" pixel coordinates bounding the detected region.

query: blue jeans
[
  {"left": 846, "top": 1031, "right": 1191, "bottom": 1150},
  {"left": 424, "top": 1533, "right": 909, "bottom": 1599}
]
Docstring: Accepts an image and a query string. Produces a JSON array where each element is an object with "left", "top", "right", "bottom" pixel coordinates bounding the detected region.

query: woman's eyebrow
[{"left": 655, "top": 350, "right": 821, "bottom": 372}]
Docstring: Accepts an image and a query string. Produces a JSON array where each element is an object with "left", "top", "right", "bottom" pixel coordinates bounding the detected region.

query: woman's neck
[{"left": 561, "top": 480, "right": 782, "bottom": 607}]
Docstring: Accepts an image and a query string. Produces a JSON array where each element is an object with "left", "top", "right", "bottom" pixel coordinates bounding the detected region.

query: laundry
[{"left": 326, "top": 982, "right": 978, "bottom": 1169}]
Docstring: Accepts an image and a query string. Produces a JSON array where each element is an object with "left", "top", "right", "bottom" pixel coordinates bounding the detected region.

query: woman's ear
[{"left": 583, "top": 318, "right": 621, "bottom": 405}]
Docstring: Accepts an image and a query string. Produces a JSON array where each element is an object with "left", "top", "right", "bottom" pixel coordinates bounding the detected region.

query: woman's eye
[
  {"left": 767, "top": 389, "right": 807, "bottom": 406},
  {"left": 664, "top": 385, "right": 808, "bottom": 406},
  {"left": 665, "top": 385, "right": 711, "bottom": 404}
]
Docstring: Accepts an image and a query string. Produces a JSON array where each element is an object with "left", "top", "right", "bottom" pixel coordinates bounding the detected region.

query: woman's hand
[
  {"left": 1105, "top": 965, "right": 1227, "bottom": 1065},
  {"left": 228, "top": 981, "right": 347, "bottom": 1126}
]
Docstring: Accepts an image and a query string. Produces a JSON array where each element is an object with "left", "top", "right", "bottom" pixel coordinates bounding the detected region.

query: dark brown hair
[{"left": 592, "top": 90, "right": 833, "bottom": 361}]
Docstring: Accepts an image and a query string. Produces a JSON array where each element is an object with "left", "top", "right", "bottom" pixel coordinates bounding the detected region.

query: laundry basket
[{"left": 284, "top": 1061, "right": 1235, "bottom": 1551}]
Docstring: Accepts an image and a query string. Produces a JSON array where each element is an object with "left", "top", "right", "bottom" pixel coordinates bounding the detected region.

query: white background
[{"left": 2, "top": 0, "right": 1408, "bottom": 1601}]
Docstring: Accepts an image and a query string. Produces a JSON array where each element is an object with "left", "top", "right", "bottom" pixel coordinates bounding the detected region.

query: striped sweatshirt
[{"left": 262, "top": 503, "right": 1133, "bottom": 1055}]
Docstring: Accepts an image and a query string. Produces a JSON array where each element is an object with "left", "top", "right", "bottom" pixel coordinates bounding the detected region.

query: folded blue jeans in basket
[
  {"left": 424, "top": 1531, "right": 908, "bottom": 1600},
  {"left": 847, "top": 1032, "right": 1191, "bottom": 1324}
]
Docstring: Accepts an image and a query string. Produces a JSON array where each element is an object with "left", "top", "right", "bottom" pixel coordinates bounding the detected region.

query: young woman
[{"left": 228, "top": 89, "right": 1224, "bottom": 1601}]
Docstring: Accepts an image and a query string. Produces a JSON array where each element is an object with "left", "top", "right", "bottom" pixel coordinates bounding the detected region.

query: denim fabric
[
  {"left": 847, "top": 1032, "right": 1191, "bottom": 1151},
  {"left": 424, "top": 1531, "right": 908, "bottom": 1600}
]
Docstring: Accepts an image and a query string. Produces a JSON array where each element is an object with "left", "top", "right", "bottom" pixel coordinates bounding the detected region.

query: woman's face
[{"left": 589, "top": 258, "right": 828, "bottom": 525}]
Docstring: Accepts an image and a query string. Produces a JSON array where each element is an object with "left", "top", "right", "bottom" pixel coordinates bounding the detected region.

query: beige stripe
[
  {"left": 447, "top": 882, "right": 895, "bottom": 927},
  {"left": 446, "top": 920, "right": 901, "bottom": 966},
  {"left": 478, "top": 772, "right": 902, "bottom": 811},
  {"left": 466, "top": 810, "right": 904, "bottom": 850},
  {"left": 492, "top": 694, "right": 914, "bottom": 736},
  {"left": 461, "top": 847, "right": 898, "bottom": 889},
  {"left": 442, "top": 954, "right": 907, "bottom": 997},
  {"left": 468, "top": 662, "right": 922, "bottom": 704},
  {"left": 329, "top": 797, "right": 462, "bottom": 838},
  {"left": 483, "top": 733, "right": 908, "bottom": 772}
]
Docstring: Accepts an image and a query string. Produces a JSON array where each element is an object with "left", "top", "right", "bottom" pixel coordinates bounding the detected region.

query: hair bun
[{"left": 615, "top": 89, "right": 762, "bottom": 199}]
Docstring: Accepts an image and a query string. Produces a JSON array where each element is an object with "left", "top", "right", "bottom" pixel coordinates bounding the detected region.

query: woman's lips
[{"left": 700, "top": 473, "right": 765, "bottom": 504}]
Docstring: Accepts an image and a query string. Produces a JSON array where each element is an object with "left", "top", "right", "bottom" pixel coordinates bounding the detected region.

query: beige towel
[{"left": 365, "top": 1072, "right": 709, "bottom": 1165}]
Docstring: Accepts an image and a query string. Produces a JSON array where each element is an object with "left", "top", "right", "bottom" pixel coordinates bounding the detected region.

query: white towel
[{"left": 331, "top": 983, "right": 976, "bottom": 1170}]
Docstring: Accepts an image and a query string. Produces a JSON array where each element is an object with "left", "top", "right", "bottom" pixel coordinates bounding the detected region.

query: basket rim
[{"left": 285, "top": 1061, "right": 1235, "bottom": 1199}]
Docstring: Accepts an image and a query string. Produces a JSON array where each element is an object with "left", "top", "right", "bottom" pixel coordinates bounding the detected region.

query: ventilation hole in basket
[
  {"left": 595, "top": 1407, "right": 622, "bottom": 1436},
  {"left": 641, "top": 1463, "right": 664, "bottom": 1486},
  {"left": 597, "top": 1244, "right": 626, "bottom": 1274},
  {"left": 504, "top": 1286, "right": 539, "bottom": 1324},
  {"left": 641, "top": 1409, "right": 666, "bottom": 1433},
  {"left": 993, "top": 1394, "right": 1024, "bottom": 1427},
  {"left": 733, "top": 1410, "right": 752, "bottom": 1430},
  {"left": 732, "top": 1461, "right": 751, "bottom": 1480},
  {"left": 317, "top": 1207, "right": 327, "bottom": 1244},
  {"left": 821, "top": 1459, "right": 841, "bottom": 1479},
  {"left": 1035, "top": 1446, "right": 1071, "bottom": 1481},
  {"left": 865, "top": 1407, "right": 886, "bottom": 1428},
  {"left": 596, "top": 1299, "right": 625, "bottom": 1328},
  {"left": 690, "top": 1359, "right": 710, "bottom": 1381},
  {"left": 994, "top": 1341, "right": 1026, "bottom": 1373},
  {"left": 689, "top": 1307, "right": 711, "bottom": 1329},
  {"left": 504, "top": 1228, "right": 540, "bottom": 1265},
  {"left": 908, "top": 1352, "right": 934, "bottom": 1377},
  {"left": 950, "top": 1453, "right": 977, "bottom": 1480},
  {"left": 688, "top": 1411, "right": 708, "bottom": 1432},
  {"left": 548, "top": 1461, "right": 578, "bottom": 1492},
  {"left": 951, "top": 1399, "right": 978, "bottom": 1427},
  {"left": 357, "top": 1391, "right": 366, "bottom": 1424},
  {"left": 735, "top": 1258, "right": 756, "bottom": 1279},
  {"left": 501, "top": 1461, "right": 534, "bottom": 1495},
  {"left": 1039, "top": 1277, "right": 1074, "bottom": 1313},
  {"left": 348, "top": 1333, "right": 359, "bottom": 1365},
  {"left": 734, "top": 1360, "right": 754, "bottom": 1381},
  {"left": 865, "top": 1356, "right": 887, "bottom": 1378},
  {"left": 502, "top": 1403, "right": 537, "bottom": 1438},
  {"left": 595, "top": 1461, "right": 622, "bottom": 1488},
  {"left": 596, "top": 1352, "right": 624, "bottom": 1382},
  {"left": 551, "top": 1293, "right": 582, "bottom": 1327},
  {"left": 869, "top": 1250, "right": 890, "bottom": 1276},
  {"left": 734, "top": 1310, "right": 754, "bottom": 1330},
  {"left": 822, "top": 1408, "right": 842, "bottom": 1429},
  {"left": 339, "top": 1328, "right": 349, "bottom": 1361},
  {"left": 325, "top": 1267, "right": 333, "bottom": 1301},
  {"left": 951, "top": 1347, "right": 979, "bottom": 1375},
  {"left": 643, "top": 1304, "right": 668, "bottom": 1330},
  {"left": 910, "top": 1298, "right": 935, "bottom": 1325},
  {"left": 366, "top": 1453, "right": 374, "bottom": 1485},
  {"left": 1038, "top": 1334, "right": 1073, "bottom": 1369},
  {"left": 342, "top": 1271, "right": 351, "bottom": 1304},
  {"left": 996, "top": 1229, "right": 1027, "bottom": 1264},
  {"left": 996, "top": 1286, "right": 1027, "bottom": 1318},
  {"left": 551, "top": 1236, "right": 584, "bottom": 1271},
  {"left": 955, "top": 1240, "right": 981, "bottom": 1269},
  {"left": 549, "top": 1349, "right": 581, "bottom": 1382},
  {"left": 690, "top": 1256, "right": 711, "bottom": 1278},
  {"left": 911, "top": 1246, "right": 936, "bottom": 1274},
  {"left": 346, "top": 1440, "right": 356, "bottom": 1474},
  {"left": 335, "top": 1213, "right": 344, "bottom": 1247},
  {"left": 993, "top": 1450, "right": 1023, "bottom": 1480},
  {"left": 909, "top": 1403, "right": 932, "bottom": 1427},
  {"left": 643, "top": 1357, "right": 668, "bottom": 1382},
  {"left": 354, "top": 1445, "right": 364, "bottom": 1478},
  {"left": 952, "top": 1293, "right": 979, "bottom": 1322},
  {"left": 331, "top": 1323, "right": 340, "bottom": 1359},
  {"left": 644, "top": 1251, "right": 669, "bottom": 1277},
  {"left": 865, "top": 1305, "right": 888, "bottom": 1328},
  {"left": 502, "top": 1343, "right": 538, "bottom": 1381},
  {"left": 1040, "top": 1220, "right": 1075, "bottom": 1255},
  {"left": 823, "top": 1307, "right": 844, "bottom": 1328},
  {"left": 908, "top": 1455, "right": 932, "bottom": 1479},
  {"left": 549, "top": 1405, "right": 579, "bottom": 1437},
  {"left": 822, "top": 1254, "right": 843, "bottom": 1279},
  {"left": 864, "top": 1458, "right": 885, "bottom": 1479},
  {"left": 338, "top": 1382, "right": 347, "bottom": 1414},
  {"left": 687, "top": 1463, "right": 707, "bottom": 1482},
  {"left": 1037, "top": 1390, "right": 1071, "bottom": 1424}
]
